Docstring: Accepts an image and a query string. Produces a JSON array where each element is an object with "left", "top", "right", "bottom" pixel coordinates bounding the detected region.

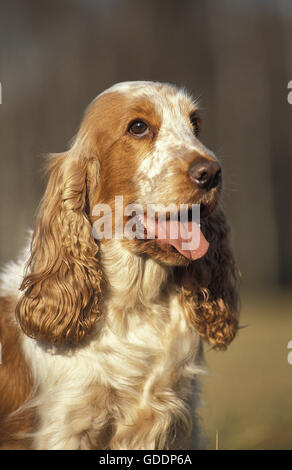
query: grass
[{"left": 198, "top": 288, "right": 292, "bottom": 450}]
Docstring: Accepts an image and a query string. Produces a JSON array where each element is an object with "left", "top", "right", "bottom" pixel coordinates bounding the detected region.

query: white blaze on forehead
[
  {"left": 126, "top": 84, "right": 202, "bottom": 197},
  {"left": 96, "top": 80, "right": 167, "bottom": 100}
]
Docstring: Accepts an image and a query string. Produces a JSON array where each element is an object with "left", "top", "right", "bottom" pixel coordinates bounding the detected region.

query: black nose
[{"left": 188, "top": 159, "right": 222, "bottom": 190}]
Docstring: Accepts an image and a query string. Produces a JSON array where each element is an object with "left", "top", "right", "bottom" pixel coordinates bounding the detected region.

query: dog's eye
[
  {"left": 128, "top": 119, "right": 149, "bottom": 137},
  {"left": 190, "top": 112, "right": 201, "bottom": 137}
]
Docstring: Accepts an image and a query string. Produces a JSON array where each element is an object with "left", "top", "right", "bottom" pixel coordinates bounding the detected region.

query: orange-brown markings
[
  {"left": 0, "top": 297, "right": 36, "bottom": 449},
  {"left": 87, "top": 92, "right": 162, "bottom": 232}
]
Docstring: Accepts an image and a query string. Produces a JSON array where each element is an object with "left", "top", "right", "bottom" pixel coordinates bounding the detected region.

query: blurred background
[{"left": 0, "top": 0, "right": 291, "bottom": 449}]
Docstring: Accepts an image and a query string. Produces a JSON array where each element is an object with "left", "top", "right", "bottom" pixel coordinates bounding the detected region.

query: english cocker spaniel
[{"left": 0, "top": 81, "right": 239, "bottom": 450}]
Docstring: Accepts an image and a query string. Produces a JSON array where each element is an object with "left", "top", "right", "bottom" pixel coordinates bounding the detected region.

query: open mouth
[{"left": 130, "top": 203, "right": 212, "bottom": 261}]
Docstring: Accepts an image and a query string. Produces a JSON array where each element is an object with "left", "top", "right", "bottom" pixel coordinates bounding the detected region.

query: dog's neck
[{"left": 100, "top": 240, "right": 173, "bottom": 308}]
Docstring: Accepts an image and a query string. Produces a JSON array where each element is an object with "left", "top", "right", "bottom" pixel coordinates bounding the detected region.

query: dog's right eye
[{"left": 128, "top": 120, "right": 149, "bottom": 137}]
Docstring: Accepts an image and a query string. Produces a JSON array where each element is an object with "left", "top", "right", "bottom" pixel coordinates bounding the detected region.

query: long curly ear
[
  {"left": 178, "top": 204, "right": 240, "bottom": 350},
  {"left": 16, "top": 148, "right": 104, "bottom": 345}
]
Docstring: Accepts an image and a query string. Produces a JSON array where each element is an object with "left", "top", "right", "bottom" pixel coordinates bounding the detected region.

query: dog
[{"left": 0, "top": 81, "right": 239, "bottom": 449}]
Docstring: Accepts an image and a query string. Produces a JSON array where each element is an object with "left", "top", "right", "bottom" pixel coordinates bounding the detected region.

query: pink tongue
[
  {"left": 145, "top": 217, "right": 209, "bottom": 260},
  {"left": 163, "top": 220, "right": 209, "bottom": 260}
]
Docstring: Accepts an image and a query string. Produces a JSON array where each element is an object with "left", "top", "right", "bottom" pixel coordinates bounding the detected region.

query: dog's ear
[
  {"left": 16, "top": 145, "right": 104, "bottom": 345},
  {"left": 178, "top": 204, "right": 240, "bottom": 350}
]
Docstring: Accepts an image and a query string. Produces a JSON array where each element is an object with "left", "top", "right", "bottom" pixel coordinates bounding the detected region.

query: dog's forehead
[
  {"left": 96, "top": 81, "right": 196, "bottom": 116},
  {"left": 100, "top": 81, "right": 160, "bottom": 95}
]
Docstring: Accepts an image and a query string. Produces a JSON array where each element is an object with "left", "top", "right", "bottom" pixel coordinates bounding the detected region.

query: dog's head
[{"left": 86, "top": 81, "right": 222, "bottom": 266}]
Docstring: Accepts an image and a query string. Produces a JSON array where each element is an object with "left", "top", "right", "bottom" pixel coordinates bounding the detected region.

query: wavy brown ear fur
[
  {"left": 16, "top": 148, "right": 103, "bottom": 345},
  {"left": 178, "top": 204, "right": 240, "bottom": 350}
]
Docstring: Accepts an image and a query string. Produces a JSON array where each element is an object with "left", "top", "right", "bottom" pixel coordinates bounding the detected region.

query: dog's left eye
[
  {"left": 190, "top": 112, "right": 201, "bottom": 137},
  {"left": 128, "top": 119, "right": 149, "bottom": 137}
]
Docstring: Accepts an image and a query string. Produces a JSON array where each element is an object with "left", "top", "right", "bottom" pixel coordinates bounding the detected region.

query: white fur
[
  {"left": 1, "top": 239, "right": 205, "bottom": 449},
  {"left": 133, "top": 85, "right": 216, "bottom": 199}
]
